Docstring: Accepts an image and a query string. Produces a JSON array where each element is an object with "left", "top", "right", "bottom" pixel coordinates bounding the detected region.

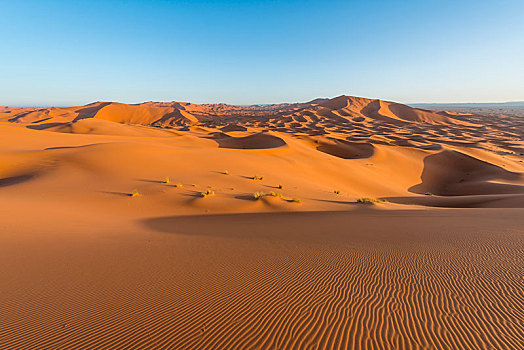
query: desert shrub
[
  {"left": 131, "top": 189, "right": 140, "bottom": 197},
  {"left": 425, "top": 192, "right": 433, "bottom": 196},
  {"left": 334, "top": 190, "right": 340, "bottom": 194},
  {"left": 223, "top": 170, "right": 229, "bottom": 175},
  {"left": 291, "top": 198, "right": 301, "bottom": 203},
  {"left": 278, "top": 184, "right": 283, "bottom": 189},
  {"left": 253, "top": 175, "right": 264, "bottom": 180},
  {"left": 356, "top": 197, "right": 384, "bottom": 204},
  {"left": 201, "top": 189, "right": 215, "bottom": 197},
  {"left": 164, "top": 177, "right": 170, "bottom": 184},
  {"left": 254, "top": 191, "right": 281, "bottom": 200}
]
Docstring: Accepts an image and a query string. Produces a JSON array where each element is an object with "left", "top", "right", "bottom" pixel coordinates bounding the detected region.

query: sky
[{"left": 1, "top": 0, "right": 523, "bottom": 106}]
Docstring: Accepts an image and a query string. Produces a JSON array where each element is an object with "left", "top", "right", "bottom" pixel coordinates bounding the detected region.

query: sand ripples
[{"left": 3, "top": 211, "right": 523, "bottom": 349}]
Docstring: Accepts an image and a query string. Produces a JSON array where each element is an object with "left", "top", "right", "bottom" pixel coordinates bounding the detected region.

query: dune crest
[
  {"left": 1, "top": 94, "right": 522, "bottom": 208},
  {"left": 0, "top": 95, "right": 477, "bottom": 128}
]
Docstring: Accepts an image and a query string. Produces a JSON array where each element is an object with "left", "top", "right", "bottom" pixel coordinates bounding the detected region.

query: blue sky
[{"left": 1, "top": 0, "right": 523, "bottom": 106}]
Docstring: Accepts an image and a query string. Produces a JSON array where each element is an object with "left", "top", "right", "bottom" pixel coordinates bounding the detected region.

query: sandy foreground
[{"left": 1, "top": 96, "right": 523, "bottom": 349}]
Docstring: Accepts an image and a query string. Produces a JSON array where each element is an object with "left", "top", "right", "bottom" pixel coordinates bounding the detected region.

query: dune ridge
[
  {"left": 1, "top": 94, "right": 522, "bottom": 208},
  {"left": 0, "top": 95, "right": 474, "bottom": 128}
]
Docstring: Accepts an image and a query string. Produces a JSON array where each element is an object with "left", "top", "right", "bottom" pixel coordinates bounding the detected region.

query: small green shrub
[
  {"left": 164, "top": 177, "right": 170, "bottom": 184},
  {"left": 278, "top": 184, "right": 283, "bottom": 189},
  {"left": 223, "top": 170, "right": 229, "bottom": 175},
  {"left": 334, "top": 190, "right": 340, "bottom": 195},
  {"left": 291, "top": 198, "right": 301, "bottom": 203},
  {"left": 425, "top": 192, "right": 433, "bottom": 196},
  {"left": 131, "top": 189, "right": 140, "bottom": 197},
  {"left": 253, "top": 175, "right": 264, "bottom": 180},
  {"left": 253, "top": 192, "right": 262, "bottom": 199}
]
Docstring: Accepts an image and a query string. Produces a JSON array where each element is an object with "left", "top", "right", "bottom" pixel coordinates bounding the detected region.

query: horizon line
[{"left": 2, "top": 96, "right": 524, "bottom": 109}]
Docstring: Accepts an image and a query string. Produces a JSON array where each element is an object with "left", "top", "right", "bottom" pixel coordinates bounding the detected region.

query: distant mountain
[
  {"left": 0, "top": 95, "right": 476, "bottom": 129},
  {"left": 410, "top": 101, "right": 524, "bottom": 108}
]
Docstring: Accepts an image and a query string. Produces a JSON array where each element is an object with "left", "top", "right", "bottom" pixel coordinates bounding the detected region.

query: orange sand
[{"left": 0, "top": 95, "right": 523, "bottom": 348}]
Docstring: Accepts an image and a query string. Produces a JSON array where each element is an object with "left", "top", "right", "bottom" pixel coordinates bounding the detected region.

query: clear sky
[{"left": 1, "top": 0, "right": 523, "bottom": 106}]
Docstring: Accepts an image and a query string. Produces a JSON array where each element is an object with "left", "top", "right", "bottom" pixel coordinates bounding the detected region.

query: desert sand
[{"left": 1, "top": 95, "right": 523, "bottom": 349}]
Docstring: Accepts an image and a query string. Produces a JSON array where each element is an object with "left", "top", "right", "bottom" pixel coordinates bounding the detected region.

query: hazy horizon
[{"left": 4, "top": 96, "right": 524, "bottom": 109}]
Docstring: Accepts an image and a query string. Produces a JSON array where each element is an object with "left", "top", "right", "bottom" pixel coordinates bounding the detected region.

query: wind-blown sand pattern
[{"left": 1, "top": 95, "right": 523, "bottom": 349}]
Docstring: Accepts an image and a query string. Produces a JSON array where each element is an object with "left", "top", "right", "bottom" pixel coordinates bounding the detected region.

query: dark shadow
[
  {"left": 220, "top": 123, "right": 247, "bottom": 132},
  {"left": 45, "top": 146, "right": 77, "bottom": 150},
  {"left": 45, "top": 143, "right": 100, "bottom": 151},
  {"left": 26, "top": 122, "right": 67, "bottom": 130},
  {"left": 312, "top": 198, "right": 363, "bottom": 206},
  {"left": 263, "top": 184, "right": 281, "bottom": 189},
  {"left": 138, "top": 207, "right": 498, "bottom": 245},
  {"left": 316, "top": 139, "right": 374, "bottom": 159},
  {"left": 416, "top": 144, "right": 442, "bottom": 151},
  {"left": 166, "top": 184, "right": 185, "bottom": 188},
  {"left": 181, "top": 190, "right": 206, "bottom": 198},
  {"left": 0, "top": 174, "right": 36, "bottom": 188},
  {"left": 233, "top": 193, "right": 257, "bottom": 201},
  {"left": 32, "top": 117, "right": 53, "bottom": 124},
  {"left": 140, "top": 210, "right": 382, "bottom": 241},
  {"left": 99, "top": 191, "right": 133, "bottom": 197},
  {"left": 136, "top": 178, "right": 165, "bottom": 184},
  {"left": 214, "top": 133, "right": 287, "bottom": 150},
  {"left": 211, "top": 171, "right": 230, "bottom": 175},
  {"left": 385, "top": 194, "right": 524, "bottom": 208},
  {"left": 72, "top": 102, "right": 112, "bottom": 121},
  {"left": 239, "top": 175, "right": 260, "bottom": 180},
  {"left": 8, "top": 109, "right": 46, "bottom": 122}
]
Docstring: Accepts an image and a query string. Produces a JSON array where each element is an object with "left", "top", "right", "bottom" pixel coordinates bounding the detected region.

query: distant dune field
[{"left": 1, "top": 95, "right": 523, "bottom": 349}]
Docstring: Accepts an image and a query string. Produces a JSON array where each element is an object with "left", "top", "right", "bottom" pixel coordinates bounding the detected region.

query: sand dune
[
  {"left": 0, "top": 95, "right": 478, "bottom": 129},
  {"left": 1, "top": 95, "right": 523, "bottom": 349},
  {"left": 410, "top": 150, "right": 524, "bottom": 196}
]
